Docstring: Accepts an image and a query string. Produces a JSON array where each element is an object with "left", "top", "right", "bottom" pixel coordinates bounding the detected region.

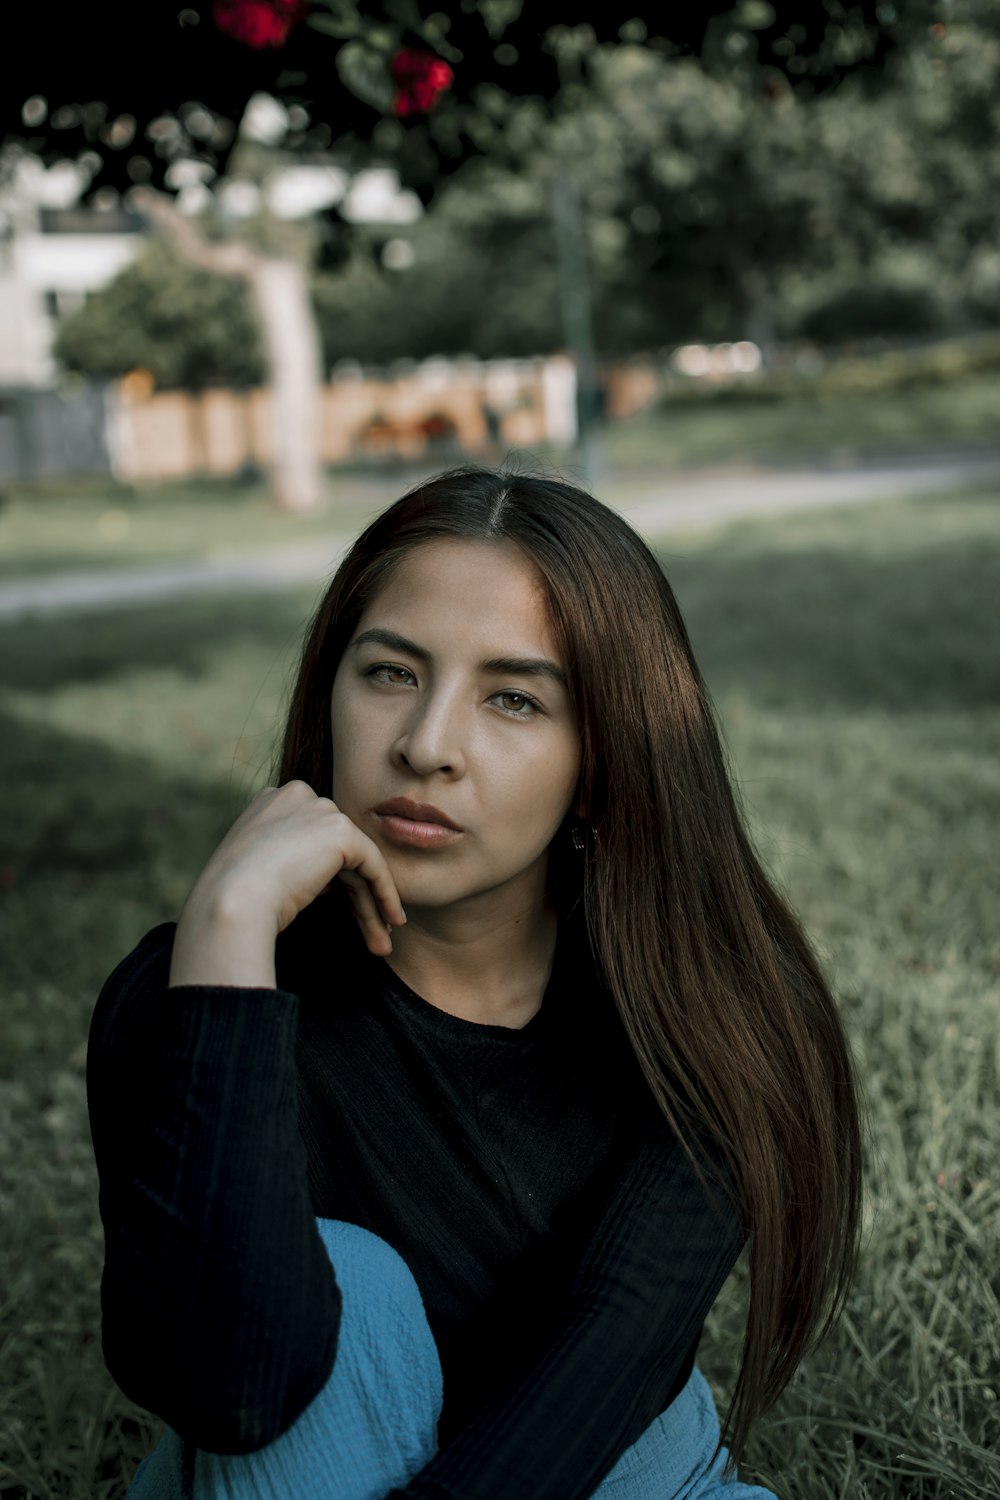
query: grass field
[
  {"left": 604, "top": 370, "right": 1000, "bottom": 473},
  {"left": 0, "top": 472, "right": 401, "bottom": 584},
  {"left": 1, "top": 482, "right": 998, "bottom": 1497}
]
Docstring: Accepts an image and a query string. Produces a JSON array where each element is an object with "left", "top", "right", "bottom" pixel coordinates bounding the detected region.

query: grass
[
  {"left": 3, "top": 369, "right": 1000, "bottom": 585},
  {"left": 1, "top": 485, "right": 998, "bottom": 1496},
  {"left": 0, "top": 470, "right": 420, "bottom": 584},
  {"left": 658, "top": 492, "right": 1000, "bottom": 1497},
  {"left": 602, "top": 370, "right": 1000, "bottom": 471}
]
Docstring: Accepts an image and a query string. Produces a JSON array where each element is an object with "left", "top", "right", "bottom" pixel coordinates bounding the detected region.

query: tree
[
  {"left": 4, "top": 1, "right": 941, "bottom": 506},
  {"left": 6, "top": 4, "right": 933, "bottom": 206},
  {"left": 795, "top": 8, "right": 1000, "bottom": 339},
  {"left": 53, "top": 238, "right": 264, "bottom": 389},
  {"left": 136, "top": 187, "right": 326, "bottom": 511}
]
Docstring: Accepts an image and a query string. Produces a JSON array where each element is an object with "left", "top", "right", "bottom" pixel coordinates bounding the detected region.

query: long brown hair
[{"left": 274, "top": 463, "right": 863, "bottom": 1459}]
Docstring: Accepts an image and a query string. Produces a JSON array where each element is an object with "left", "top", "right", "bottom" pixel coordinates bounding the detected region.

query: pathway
[{"left": 2, "top": 452, "right": 998, "bottom": 621}]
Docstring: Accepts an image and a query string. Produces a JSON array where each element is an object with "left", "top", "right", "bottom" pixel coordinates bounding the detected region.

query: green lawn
[
  {"left": 0, "top": 471, "right": 415, "bottom": 584},
  {"left": 603, "top": 370, "right": 1000, "bottom": 472},
  {"left": 1, "top": 486, "right": 998, "bottom": 1497}
]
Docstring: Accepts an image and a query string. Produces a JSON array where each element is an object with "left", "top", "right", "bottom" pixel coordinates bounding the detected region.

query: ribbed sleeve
[
  {"left": 386, "top": 1133, "right": 743, "bottom": 1500},
  {"left": 86, "top": 924, "right": 342, "bottom": 1454}
]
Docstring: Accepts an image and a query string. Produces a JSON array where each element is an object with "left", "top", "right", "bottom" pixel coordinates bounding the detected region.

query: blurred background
[{"left": 1, "top": 4, "right": 998, "bottom": 1497}]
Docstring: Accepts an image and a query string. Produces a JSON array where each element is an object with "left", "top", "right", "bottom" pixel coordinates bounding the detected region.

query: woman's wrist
[{"left": 169, "top": 882, "right": 279, "bottom": 990}]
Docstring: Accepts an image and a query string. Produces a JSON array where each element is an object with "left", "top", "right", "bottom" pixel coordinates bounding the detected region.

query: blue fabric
[
  {"left": 127, "top": 1218, "right": 776, "bottom": 1500},
  {"left": 594, "top": 1368, "right": 775, "bottom": 1499}
]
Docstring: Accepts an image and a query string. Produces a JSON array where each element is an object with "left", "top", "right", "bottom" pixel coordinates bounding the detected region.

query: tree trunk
[
  {"left": 133, "top": 189, "right": 325, "bottom": 513},
  {"left": 551, "top": 168, "right": 606, "bottom": 487},
  {"left": 247, "top": 257, "right": 324, "bottom": 513}
]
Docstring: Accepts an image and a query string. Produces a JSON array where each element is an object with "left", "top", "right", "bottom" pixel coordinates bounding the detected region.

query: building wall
[
  {"left": 0, "top": 274, "right": 53, "bottom": 387},
  {"left": 0, "top": 381, "right": 112, "bottom": 483},
  {"left": 0, "top": 168, "right": 143, "bottom": 388}
]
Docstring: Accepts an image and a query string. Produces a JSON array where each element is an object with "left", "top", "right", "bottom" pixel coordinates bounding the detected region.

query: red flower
[
  {"left": 391, "top": 49, "right": 454, "bottom": 117},
  {"left": 212, "top": 0, "right": 306, "bottom": 49}
]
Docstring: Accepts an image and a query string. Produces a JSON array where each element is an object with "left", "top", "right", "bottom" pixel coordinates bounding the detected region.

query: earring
[{"left": 571, "top": 821, "right": 586, "bottom": 853}]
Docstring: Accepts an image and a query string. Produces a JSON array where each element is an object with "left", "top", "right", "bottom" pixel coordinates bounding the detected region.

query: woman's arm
[
  {"left": 87, "top": 923, "right": 342, "bottom": 1454},
  {"left": 384, "top": 1129, "right": 744, "bottom": 1500},
  {"left": 89, "top": 782, "right": 406, "bottom": 1453}
]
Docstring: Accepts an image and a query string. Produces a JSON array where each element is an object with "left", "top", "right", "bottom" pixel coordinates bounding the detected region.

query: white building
[
  {"left": 0, "top": 158, "right": 144, "bottom": 387},
  {"left": 0, "top": 113, "right": 423, "bottom": 391}
]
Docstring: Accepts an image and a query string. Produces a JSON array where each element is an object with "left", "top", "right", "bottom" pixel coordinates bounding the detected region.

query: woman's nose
[{"left": 392, "top": 690, "right": 467, "bottom": 778}]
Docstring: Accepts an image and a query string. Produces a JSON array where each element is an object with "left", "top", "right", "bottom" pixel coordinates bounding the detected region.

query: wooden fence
[{"left": 105, "top": 356, "right": 662, "bottom": 483}]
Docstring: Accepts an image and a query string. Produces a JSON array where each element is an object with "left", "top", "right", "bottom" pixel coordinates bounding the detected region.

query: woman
[{"left": 88, "top": 465, "right": 862, "bottom": 1499}]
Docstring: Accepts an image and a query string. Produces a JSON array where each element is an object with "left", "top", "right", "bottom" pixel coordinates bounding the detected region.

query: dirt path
[{"left": 2, "top": 452, "right": 998, "bottom": 621}]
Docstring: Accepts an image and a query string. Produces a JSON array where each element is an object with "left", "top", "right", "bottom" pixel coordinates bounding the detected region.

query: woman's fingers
[
  {"left": 366, "top": 863, "right": 406, "bottom": 930},
  {"left": 331, "top": 808, "right": 406, "bottom": 956},
  {"left": 178, "top": 783, "right": 408, "bottom": 945},
  {"left": 340, "top": 870, "right": 394, "bottom": 956},
  {"left": 337, "top": 826, "right": 406, "bottom": 930}
]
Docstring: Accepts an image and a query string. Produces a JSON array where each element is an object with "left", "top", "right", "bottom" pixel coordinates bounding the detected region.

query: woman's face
[{"left": 330, "top": 537, "right": 581, "bottom": 915}]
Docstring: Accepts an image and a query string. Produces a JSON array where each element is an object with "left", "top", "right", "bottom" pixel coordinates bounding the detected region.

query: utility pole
[{"left": 550, "top": 166, "right": 606, "bottom": 489}]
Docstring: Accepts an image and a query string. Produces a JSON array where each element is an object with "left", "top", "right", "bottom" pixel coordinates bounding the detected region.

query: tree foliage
[
  {"left": 5, "top": 1, "right": 940, "bottom": 214},
  {"left": 312, "top": 18, "right": 1000, "bottom": 360},
  {"left": 53, "top": 239, "right": 264, "bottom": 388},
  {"left": 35, "top": 0, "right": 1000, "bottom": 388},
  {"left": 52, "top": 6, "right": 1000, "bottom": 382},
  {"left": 801, "top": 14, "right": 1000, "bottom": 334}
]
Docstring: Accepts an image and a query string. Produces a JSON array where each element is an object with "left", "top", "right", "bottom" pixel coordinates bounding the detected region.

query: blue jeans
[{"left": 128, "top": 1219, "right": 776, "bottom": 1499}]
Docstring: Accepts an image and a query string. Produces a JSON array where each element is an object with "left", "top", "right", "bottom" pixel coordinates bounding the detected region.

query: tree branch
[{"left": 132, "top": 188, "right": 259, "bottom": 279}]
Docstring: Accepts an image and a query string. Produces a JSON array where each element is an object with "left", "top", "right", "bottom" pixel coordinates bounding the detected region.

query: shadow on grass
[
  {"left": 0, "top": 711, "right": 243, "bottom": 1496},
  {"left": 0, "top": 706, "right": 247, "bottom": 1063},
  {"left": 0, "top": 587, "right": 318, "bottom": 694}
]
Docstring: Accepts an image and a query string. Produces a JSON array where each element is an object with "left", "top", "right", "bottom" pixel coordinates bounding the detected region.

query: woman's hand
[{"left": 169, "top": 781, "right": 405, "bottom": 988}]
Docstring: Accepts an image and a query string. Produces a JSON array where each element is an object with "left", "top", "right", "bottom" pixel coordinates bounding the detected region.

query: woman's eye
[
  {"left": 494, "top": 690, "right": 539, "bottom": 716},
  {"left": 367, "top": 663, "right": 414, "bottom": 686}
]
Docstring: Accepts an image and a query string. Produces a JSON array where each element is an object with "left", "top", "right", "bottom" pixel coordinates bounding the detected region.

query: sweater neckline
[{"left": 367, "top": 933, "right": 571, "bottom": 1046}]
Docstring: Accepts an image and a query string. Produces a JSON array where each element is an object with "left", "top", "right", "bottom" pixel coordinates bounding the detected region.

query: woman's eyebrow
[
  {"left": 351, "top": 629, "right": 567, "bottom": 687},
  {"left": 352, "top": 627, "right": 429, "bottom": 660},
  {"left": 480, "top": 655, "right": 567, "bottom": 688}
]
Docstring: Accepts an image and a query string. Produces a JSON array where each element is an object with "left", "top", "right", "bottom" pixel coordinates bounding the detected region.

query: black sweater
[{"left": 87, "top": 896, "right": 744, "bottom": 1500}]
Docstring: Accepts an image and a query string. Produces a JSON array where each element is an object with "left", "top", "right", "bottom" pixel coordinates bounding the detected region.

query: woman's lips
[{"left": 372, "top": 798, "right": 464, "bottom": 849}]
